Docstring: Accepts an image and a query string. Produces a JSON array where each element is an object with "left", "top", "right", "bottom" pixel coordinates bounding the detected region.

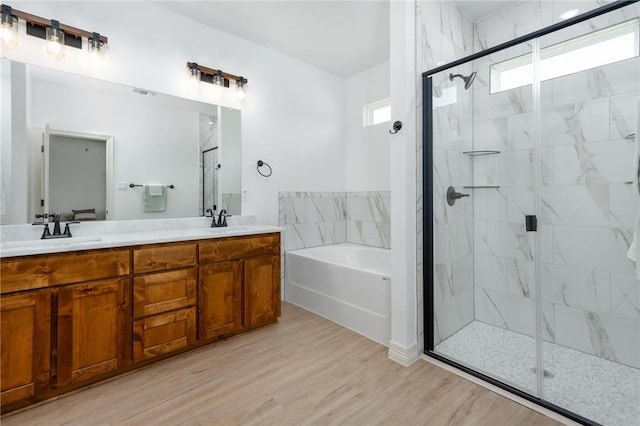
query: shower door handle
[
  {"left": 446, "top": 186, "right": 470, "bottom": 206},
  {"left": 525, "top": 215, "right": 537, "bottom": 232}
]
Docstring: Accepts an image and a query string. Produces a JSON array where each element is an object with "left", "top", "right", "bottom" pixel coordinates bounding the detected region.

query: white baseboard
[
  {"left": 420, "top": 355, "right": 580, "bottom": 426},
  {"left": 387, "top": 340, "right": 420, "bottom": 366}
]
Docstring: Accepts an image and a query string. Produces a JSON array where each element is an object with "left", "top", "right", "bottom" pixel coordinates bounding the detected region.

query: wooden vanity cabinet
[
  {"left": 198, "top": 233, "right": 280, "bottom": 338},
  {"left": 0, "top": 291, "right": 51, "bottom": 405},
  {"left": 0, "top": 232, "right": 281, "bottom": 412},
  {"left": 56, "top": 278, "right": 131, "bottom": 387}
]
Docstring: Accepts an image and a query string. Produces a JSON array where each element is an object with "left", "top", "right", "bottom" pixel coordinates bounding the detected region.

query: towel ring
[{"left": 257, "top": 160, "right": 272, "bottom": 177}]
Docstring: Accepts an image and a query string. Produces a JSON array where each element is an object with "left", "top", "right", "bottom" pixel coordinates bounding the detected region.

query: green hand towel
[{"left": 143, "top": 185, "right": 167, "bottom": 212}]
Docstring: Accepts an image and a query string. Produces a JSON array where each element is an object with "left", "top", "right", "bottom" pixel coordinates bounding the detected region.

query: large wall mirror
[{"left": 0, "top": 59, "right": 241, "bottom": 225}]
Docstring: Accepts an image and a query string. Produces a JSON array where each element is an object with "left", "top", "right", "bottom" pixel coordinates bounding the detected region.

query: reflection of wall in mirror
[
  {"left": 221, "top": 192, "right": 241, "bottom": 215},
  {"left": 219, "top": 108, "right": 242, "bottom": 215},
  {"left": 24, "top": 67, "right": 211, "bottom": 221},
  {"left": 1, "top": 60, "right": 30, "bottom": 225}
]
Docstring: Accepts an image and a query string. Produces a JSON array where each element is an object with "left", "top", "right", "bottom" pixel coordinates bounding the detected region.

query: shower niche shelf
[{"left": 462, "top": 150, "right": 501, "bottom": 156}]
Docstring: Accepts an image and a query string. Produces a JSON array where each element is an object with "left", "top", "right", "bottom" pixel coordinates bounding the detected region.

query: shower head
[{"left": 449, "top": 71, "right": 477, "bottom": 90}]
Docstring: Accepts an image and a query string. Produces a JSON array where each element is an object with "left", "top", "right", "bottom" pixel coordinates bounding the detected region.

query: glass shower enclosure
[{"left": 423, "top": 2, "right": 640, "bottom": 425}]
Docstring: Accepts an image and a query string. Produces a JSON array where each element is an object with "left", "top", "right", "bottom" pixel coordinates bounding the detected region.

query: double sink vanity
[
  {"left": 0, "top": 218, "right": 282, "bottom": 413},
  {"left": 0, "top": 58, "right": 273, "bottom": 414}
]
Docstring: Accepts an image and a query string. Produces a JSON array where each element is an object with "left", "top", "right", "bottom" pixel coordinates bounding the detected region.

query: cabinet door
[
  {"left": 57, "top": 278, "right": 131, "bottom": 387},
  {"left": 244, "top": 255, "right": 280, "bottom": 329},
  {"left": 1, "top": 292, "right": 51, "bottom": 406},
  {"left": 200, "top": 261, "right": 243, "bottom": 340},
  {"left": 133, "top": 308, "right": 196, "bottom": 362}
]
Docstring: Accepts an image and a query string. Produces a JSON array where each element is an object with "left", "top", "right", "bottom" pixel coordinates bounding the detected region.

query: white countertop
[{"left": 0, "top": 218, "right": 283, "bottom": 258}]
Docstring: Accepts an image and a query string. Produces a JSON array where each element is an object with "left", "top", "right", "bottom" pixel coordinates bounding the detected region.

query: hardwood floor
[{"left": 2, "top": 302, "right": 561, "bottom": 425}]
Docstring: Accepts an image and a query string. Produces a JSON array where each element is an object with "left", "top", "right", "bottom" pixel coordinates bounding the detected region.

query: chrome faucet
[{"left": 212, "top": 209, "right": 230, "bottom": 227}]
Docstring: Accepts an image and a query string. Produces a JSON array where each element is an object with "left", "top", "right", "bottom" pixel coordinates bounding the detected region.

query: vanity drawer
[
  {"left": 133, "top": 242, "right": 197, "bottom": 274},
  {"left": 133, "top": 268, "right": 197, "bottom": 318},
  {"left": 199, "top": 233, "right": 279, "bottom": 264},
  {"left": 1, "top": 249, "right": 130, "bottom": 294},
  {"left": 132, "top": 307, "right": 196, "bottom": 362}
]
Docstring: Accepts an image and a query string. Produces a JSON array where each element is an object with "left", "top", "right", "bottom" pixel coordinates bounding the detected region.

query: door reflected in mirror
[{"left": 45, "top": 128, "right": 113, "bottom": 222}]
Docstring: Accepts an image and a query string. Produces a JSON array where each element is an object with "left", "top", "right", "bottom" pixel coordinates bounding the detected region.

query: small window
[
  {"left": 491, "top": 18, "right": 639, "bottom": 94},
  {"left": 363, "top": 98, "right": 391, "bottom": 126}
]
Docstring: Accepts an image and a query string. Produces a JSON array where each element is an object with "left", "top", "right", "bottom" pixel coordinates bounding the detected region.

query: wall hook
[{"left": 389, "top": 120, "right": 402, "bottom": 134}]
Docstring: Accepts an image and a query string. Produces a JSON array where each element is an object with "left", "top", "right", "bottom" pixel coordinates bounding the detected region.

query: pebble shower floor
[{"left": 435, "top": 321, "right": 640, "bottom": 426}]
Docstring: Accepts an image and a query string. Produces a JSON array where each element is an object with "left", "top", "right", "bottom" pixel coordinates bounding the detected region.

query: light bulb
[
  {"left": 87, "top": 32, "right": 104, "bottom": 64},
  {"left": 213, "top": 70, "right": 224, "bottom": 86},
  {"left": 0, "top": 25, "right": 16, "bottom": 44},
  {"left": 0, "top": 6, "right": 17, "bottom": 46},
  {"left": 234, "top": 78, "right": 246, "bottom": 107},
  {"left": 188, "top": 65, "right": 201, "bottom": 93},
  {"left": 560, "top": 9, "right": 580, "bottom": 20},
  {"left": 189, "top": 64, "right": 200, "bottom": 82},
  {"left": 46, "top": 21, "right": 65, "bottom": 57}
]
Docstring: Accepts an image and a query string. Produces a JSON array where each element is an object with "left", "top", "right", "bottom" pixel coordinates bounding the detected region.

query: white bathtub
[{"left": 284, "top": 243, "right": 390, "bottom": 345}]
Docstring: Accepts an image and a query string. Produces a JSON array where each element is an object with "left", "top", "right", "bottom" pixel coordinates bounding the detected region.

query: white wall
[
  {"left": 219, "top": 108, "right": 241, "bottom": 201},
  {"left": 345, "top": 61, "right": 390, "bottom": 192},
  {"left": 387, "top": 0, "right": 419, "bottom": 366},
  {"left": 0, "top": 61, "right": 30, "bottom": 224},
  {"left": 0, "top": 60, "right": 13, "bottom": 223},
  {"left": 1, "top": 1, "right": 346, "bottom": 225}
]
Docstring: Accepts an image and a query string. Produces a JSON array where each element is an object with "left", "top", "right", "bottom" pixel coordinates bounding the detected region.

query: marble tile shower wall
[
  {"left": 472, "top": 2, "right": 640, "bottom": 369},
  {"left": 278, "top": 191, "right": 391, "bottom": 252},
  {"left": 418, "top": 1, "right": 475, "bottom": 346}
]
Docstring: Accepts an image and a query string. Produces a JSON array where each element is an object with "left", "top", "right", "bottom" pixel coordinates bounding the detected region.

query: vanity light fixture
[
  {"left": 187, "top": 62, "right": 248, "bottom": 106},
  {"left": 0, "top": 4, "right": 18, "bottom": 45},
  {"left": 0, "top": 3, "right": 108, "bottom": 54},
  {"left": 46, "top": 19, "right": 65, "bottom": 56}
]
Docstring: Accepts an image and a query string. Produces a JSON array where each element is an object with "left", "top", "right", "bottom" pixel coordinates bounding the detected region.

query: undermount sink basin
[
  {"left": 1, "top": 235, "right": 103, "bottom": 250},
  {"left": 208, "top": 226, "right": 253, "bottom": 233}
]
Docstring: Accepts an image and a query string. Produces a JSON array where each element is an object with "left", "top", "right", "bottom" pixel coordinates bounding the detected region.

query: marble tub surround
[
  {"left": 278, "top": 191, "right": 391, "bottom": 252},
  {"left": 0, "top": 215, "right": 282, "bottom": 257},
  {"left": 346, "top": 191, "right": 391, "bottom": 248},
  {"left": 278, "top": 192, "right": 347, "bottom": 252}
]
